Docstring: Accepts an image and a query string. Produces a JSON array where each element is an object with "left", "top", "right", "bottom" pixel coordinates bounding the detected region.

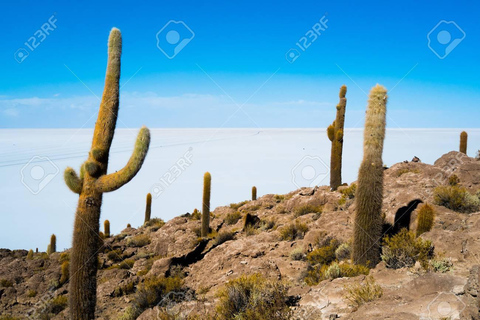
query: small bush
[
  {"left": 324, "top": 262, "right": 369, "bottom": 280},
  {"left": 344, "top": 276, "right": 383, "bottom": 308},
  {"left": 433, "top": 185, "right": 480, "bottom": 213},
  {"left": 213, "top": 231, "right": 235, "bottom": 246},
  {"left": 27, "top": 290, "right": 37, "bottom": 297},
  {"left": 381, "top": 229, "right": 434, "bottom": 269},
  {"left": 107, "top": 249, "right": 124, "bottom": 262},
  {"left": 244, "top": 225, "right": 258, "bottom": 236},
  {"left": 132, "top": 276, "right": 183, "bottom": 313},
  {"left": 340, "top": 183, "right": 357, "bottom": 199},
  {"left": 275, "top": 204, "right": 287, "bottom": 214},
  {"left": 396, "top": 168, "right": 420, "bottom": 177},
  {"left": 127, "top": 234, "right": 151, "bottom": 247},
  {"left": 119, "top": 259, "right": 135, "bottom": 270},
  {"left": 0, "top": 316, "right": 21, "bottom": 320},
  {"left": 191, "top": 208, "right": 201, "bottom": 220},
  {"left": 0, "top": 279, "right": 13, "bottom": 287},
  {"left": 416, "top": 203, "right": 435, "bottom": 236},
  {"left": 230, "top": 201, "right": 248, "bottom": 210},
  {"left": 144, "top": 218, "right": 165, "bottom": 231},
  {"left": 279, "top": 221, "right": 309, "bottom": 241},
  {"left": 290, "top": 248, "right": 305, "bottom": 261},
  {"left": 274, "top": 194, "right": 285, "bottom": 202},
  {"left": 216, "top": 274, "right": 292, "bottom": 320},
  {"left": 225, "top": 211, "right": 242, "bottom": 225},
  {"left": 259, "top": 218, "right": 275, "bottom": 231},
  {"left": 335, "top": 243, "right": 351, "bottom": 261},
  {"left": 429, "top": 257, "right": 453, "bottom": 273},
  {"left": 113, "top": 281, "right": 136, "bottom": 297},
  {"left": 294, "top": 204, "right": 323, "bottom": 217},
  {"left": 59, "top": 252, "right": 70, "bottom": 263},
  {"left": 449, "top": 174, "right": 460, "bottom": 186},
  {"left": 306, "top": 239, "right": 339, "bottom": 266}
]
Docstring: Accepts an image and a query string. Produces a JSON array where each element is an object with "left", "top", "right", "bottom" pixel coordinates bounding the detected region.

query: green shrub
[
  {"left": 290, "top": 248, "right": 305, "bottom": 261},
  {"left": 259, "top": 218, "right": 275, "bottom": 231},
  {"left": 225, "top": 211, "right": 242, "bottom": 225},
  {"left": 275, "top": 204, "right": 287, "bottom": 214},
  {"left": 335, "top": 243, "right": 351, "bottom": 261},
  {"left": 191, "top": 208, "right": 201, "bottom": 220},
  {"left": 216, "top": 274, "right": 292, "bottom": 320},
  {"left": 107, "top": 249, "right": 123, "bottom": 262},
  {"left": 213, "top": 231, "right": 235, "bottom": 246},
  {"left": 0, "top": 316, "right": 21, "bottom": 320},
  {"left": 449, "top": 174, "right": 460, "bottom": 186},
  {"left": 230, "top": 201, "right": 248, "bottom": 210},
  {"left": 324, "top": 262, "right": 369, "bottom": 280},
  {"left": 428, "top": 257, "right": 453, "bottom": 273},
  {"left": 144, "top": 218, "right": 165, "bottom": 231},
  {"left": 340, "top": 183, "right": 357, "bottom": 199},
  {"left": 274, "top": 194, "right": 285, "bottom": 202},
  {"left": 132, "top": 276, "right": 183, "bottom": 313},
  {"left": 381, "top": 229, "right": 434, "bottom": 269},
  {"left": 433, "top": 185, "right": 480, "bottom": 213},
  {"left": 27, "top": 290, "right": 37, "bottom": 297},
  {"left": 344, "top": 276, "right": 383, "bottom": 308},
  {"left": 244, "top": 225, "right": 258, "bottom": 236},
  {"left": 279, "top": 221, "right": 308, "bottom": 241},
  {"left": 113, "top": 281, "right": 136, "bottom": 297},
  {"left": 119, "top": 259, "right": 135, "bottom": 270},
  {"left": 306, "top": 239, "right": 339, "bottom": 266},
  {"left": 0, "top": 279, "right": 13, "bottom": 287},
  {"left": 416, "top": 203, "right": 435, "bottom": 236},
  {"left": 127, "top": 234, "right": 151, "bottom": 247},
  {"left": 294, "top": 204, "right": 323, "bottom": 217}
]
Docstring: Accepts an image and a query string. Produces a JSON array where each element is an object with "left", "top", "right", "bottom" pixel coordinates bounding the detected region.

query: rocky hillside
[{"left": 2, "top": 151, "right": 480, "bottom": 319}]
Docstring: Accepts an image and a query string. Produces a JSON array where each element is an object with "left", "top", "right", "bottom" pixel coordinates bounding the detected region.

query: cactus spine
[
  {"left": 252, "top": 186, "right": 257, "bottom": 201},
  {"left": 327, "top": 85, "right": 347, "bottom": 191},
  {"left": 104, "top": 220, "right": 110, "bottom": 238},
  {"left": 201, "top": 172, "right": 211, "bottom": 237},
  {"left": 352, "top": 84, "right": 388, "bottom": 268},
  {"left": 48, "top": 234, "right": 56, "bottom": 255},
  {"left": 144, "top": 193, "right": 152, "bottom": 224},
  {"left": 460, "top": 131, "right": 468, "bottom": 154},
  {"left": 416, "top": 203, "right": 435, "bottom": 236},
  {"left": 63, "top": 28, "right": 150, "bottom": 320}
]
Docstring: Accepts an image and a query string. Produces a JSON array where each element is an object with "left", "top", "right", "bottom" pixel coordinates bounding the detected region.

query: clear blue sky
[{"left": 1, "top": 0, "right": 479, "bottom": 128}]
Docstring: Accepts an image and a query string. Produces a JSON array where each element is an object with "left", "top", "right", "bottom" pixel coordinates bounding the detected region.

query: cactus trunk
[
  {"left": 104, "top": 220, "right": 110, "bottom": 237},
  {"left": 64, "top": 28, "right": 150, "bottom": 320},
  {"left": 48, "top": 234, "right": 56, "bottom": 254},
  {"left": 145, "top": 193, "right": 152, "bottom": 224},
  {"left": 352, "top": 84, "right": 387, "bottom": 268},
  {"left": 201, "top": 172, "right": 211, "bottom": 237},
  {"left": 460, "top": 131, "right": 468, "bottom": 154},
  {"left": 328, "top": 85, "right": 347, "bottom": 190},
  {"left": 252, "top": 186, "right": 257, "bottom": 201}
]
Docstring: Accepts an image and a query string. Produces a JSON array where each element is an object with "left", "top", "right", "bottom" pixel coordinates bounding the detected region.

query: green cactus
[
  {"left": 104, "top": 220, "right": 110, "bottom": 238},
  {"left": 201, "top": 172, "right": 212, "bottom": 237},
  {"left": 48, "top": 234, "right": 56, "bottom": 255},
  {"left": 144, "top": 193, "right": 152, "bottom": 224},
  {"left": 27, "top": 249, "right": 34, "bottom": 260},
  {"left": 460, "top": 131, "right": 468, "bottom": 154},
  {"left": 60, "top": 261, "right": 70, "bottom": 285},
  {"left": 63, "top": 28, "right": 150, "bottom": 320},
  {"left": 416, "top": 203, "right": 435, "bottom": 236},
  {"left": 252, "top": 186, "right": 257, "bottom": 201},
  {"left": 127, "top": 223, "right": 132, "bottom": 228},
  {"left": 327, "top": 85, "right": 347, "bottom": 191},
  {"left": 352, "top": 84, "right": 388, "bottom": 268}
]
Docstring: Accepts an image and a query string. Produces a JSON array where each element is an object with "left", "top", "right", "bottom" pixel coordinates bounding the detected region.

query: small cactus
[
  {"left": 104, "top": 220, "right": 110, "bottom": 238},
  {"left": 416, "top": 203, "right": 435, "bottom": 236},
  {"left": 127, "top": 223, "right": 131, "bottom": 228},
  {"left": 327, "top": 85, "right": 347, "bottom": 190},
  {"left": 60, "top": 261, "right": 70, "bottom": 285},
  {"left": 460, "top": 131, "right": 468, "bottom": 154},
  {"left": 352, "top": 85, "right": 388, "bottom": 268},
  {"left": 27, "top": 249, "right": 34, "bottom": 260},
  {"left": 144, "top": 193, "right": 152, "bottom": 224},
  {"left": 48, "top": 234, "right": 56, "bottom": 255},
  {"left": 201, "top": 172, "right": 212, "bottom": 237},
  {"left": 252, "top": 186, "right": 257, "bottom": 201}
]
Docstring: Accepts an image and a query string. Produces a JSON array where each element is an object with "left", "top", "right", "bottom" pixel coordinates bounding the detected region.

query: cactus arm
[
  {"left": 64, "top": 167, "right": 83, "bottom": 194},
  {"left": 327, "top": 124, "right": 335, "bottom": 141},
  {"left": 96, "top": 126, "right": 150, "bottom": 193}
]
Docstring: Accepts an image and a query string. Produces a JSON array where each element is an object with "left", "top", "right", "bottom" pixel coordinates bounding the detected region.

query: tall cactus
[
  {"left": 352, "top": 84, "right": 388, "bottom": 268},
  {"left": 460, "top": 131, "right": 468, "bottom": 154},
  {"left": 48, "top": 234, "right": 56, "bottom": 255},
  {"left": 63, "top": 28, "right": 150, "bottom": 320},
  {"left": 252, "top": 186, "right": 257, "bottom": 201},
  {"left": 201, "top": 172, "right": 211, "bottom": 237},
  {"left": 327, "top": 85, "right": 347, "bottom": 190},
  {"left": 104, "top": 220, "right": 110, "bottom": 238},
  {"left": 144, "top": 193, "right": 152, "bottom": 224}
]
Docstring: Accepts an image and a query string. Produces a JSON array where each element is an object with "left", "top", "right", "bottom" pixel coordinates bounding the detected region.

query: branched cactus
[
  {"left": 252, "top": 186, "right": 257, "bottom": 201},
  {"left": 145, "top": 193, "right": 152, "bottom": 224},
  {"left": 416, "top": 203, "right": 435, "bottom": 236},
  {"left": 63, "top": 28, "right": 150, "bottom": 320},
  {"left": 104, "top": 220, "right": 110, "bottom": 238},
  {"left": 201, "top": 172, "right": 211, "bottom": 237},
  {"left": 327, "top": 85, "right": 347, "bottom": 191},
  {"left": 352, "top": 84, "right": 388, "bottom": 268},
  {"left": 460, "top": 131, "right": 468, "bottom": 154},
  {"left": 48, "top": 234, "right": 56, "bottom": 255}
]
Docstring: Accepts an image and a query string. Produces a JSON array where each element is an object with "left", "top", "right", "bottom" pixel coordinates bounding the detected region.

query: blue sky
[{"left": 1, "top": 0, "right": 479, "bottom": 128}]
